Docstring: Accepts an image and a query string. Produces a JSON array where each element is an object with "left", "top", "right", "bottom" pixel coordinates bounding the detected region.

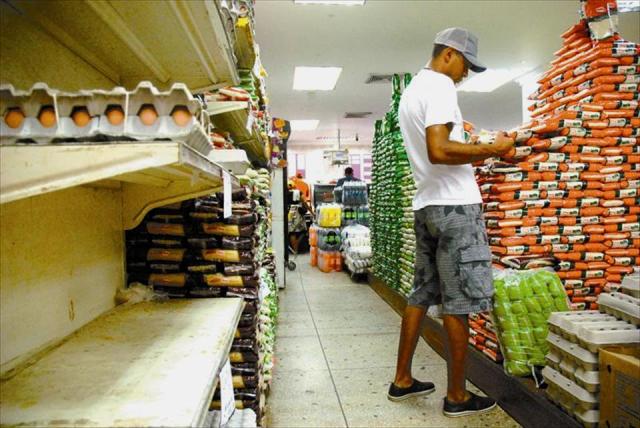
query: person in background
[
  {"left": 287, "top": 180, "right": 312, "bottom": 254},
  {"left": 291, "top": 172, "right": 311, "bottom": 201},
  {"left": 388, "top": 27, "right": 515, "bottom": 418},
  {"left": 336, "top": 166, "right": 361, "bottom": 188}
]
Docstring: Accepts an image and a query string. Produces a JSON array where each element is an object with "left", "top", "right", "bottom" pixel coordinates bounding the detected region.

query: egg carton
[
  {"left": 597, "top": 292, "right": 640, "bottom": 326},
  {"left": 621, "top": 272, "right": 640, "bottom": 298},
  {"left": 542, "top": 366, "right": 599, "bottom": 422},
  {"left": 576, "top": 320, "right": 640, "bottom": 353},
  {"left": 1, "top": 82, "right": 212, "bottom": 156},
  {"left": 548, "top": 310, "right": 617, "bottom": 343},
  {"left": 547, "top": 332, "right": 599, "bottom": 371}
]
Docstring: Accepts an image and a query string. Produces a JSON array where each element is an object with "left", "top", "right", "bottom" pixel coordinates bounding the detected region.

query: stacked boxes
[
  {"left": 476, "top": 21, "right": 639, "bottom": 310},
  {"left": 543, "top": 290, "right": 640, "bottom": 427},
  {"left": 371, "top": 73, "right": 417, "bottom": 297}
]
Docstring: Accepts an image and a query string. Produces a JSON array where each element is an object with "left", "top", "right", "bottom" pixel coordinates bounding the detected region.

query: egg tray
[
  {"left": 576, "top": 320, "right": 640, "bottom": 353},
  {"left": 597, "top": 292, "right": 640, "bottom": 326},
  {"left": 542, "top": 366, "right": 599, "bottom": 422},
  {"left": 547, "top": 332, "right": 599, "bottom": 371},
  {"left": 545, "top": 346, "right": 600, "bottom": 393},
  {"left": 548, "top": 310, "right": 617, "bottom": 343},
  {"left": 0, "top": 82, "right": 212, "bottom": 156},
  {"left": 621, "top": 273, "right": 640, "bottom": 299}
]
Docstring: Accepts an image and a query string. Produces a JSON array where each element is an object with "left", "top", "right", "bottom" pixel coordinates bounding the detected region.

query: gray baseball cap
[{"left": 434, "top": 27, "right": 487, "bottom": 73}]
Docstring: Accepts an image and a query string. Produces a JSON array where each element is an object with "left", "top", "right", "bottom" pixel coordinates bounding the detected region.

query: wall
[
  {"left": 1, "top": 186, "right": 123, "bottom": 373},
  {"left": 287, "top": 143, "right": 372, "bottom": 184}
]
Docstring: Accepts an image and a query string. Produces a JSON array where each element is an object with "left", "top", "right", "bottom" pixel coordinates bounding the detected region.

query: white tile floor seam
[{"left": 265, "top": 255, "right": 521, "bottom": 428}]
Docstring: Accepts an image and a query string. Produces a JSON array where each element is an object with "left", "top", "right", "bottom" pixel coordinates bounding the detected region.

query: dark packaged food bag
[
  {"left": 235, "top": 326, "right": 257, "bottom": 340},
  {"left": 203, "top": 273, "right": 259, "bottom": 288},
  {"left": 188, "top": 287, "right": 225, "bottom": 298},
  {"left": 202, "top": 249, "right": 254, "bottom": 263},
  {"left": 145, "top": 222, "right": 186, "bottom": 237},
  {"left": 229, "top": 351, "right": 258, "bottom": 363},
  {"left": 223, "top": 262, "right": 257, "bottom": 276},
  {"left": 232, "top": 375, "right": 258, "bottom": 389},
  {"left": 200, "top": 223, "right": 255, "bottom": 237},
  {"left": 231, "top": 363, "right": 258, "bottom": 376},
  {"left": 186, "top": 237, "right": 220, "bottom": 249},
  {"left": 237, "top": 313, "right": 256, "bottom": 327},
  {"left": 221, "top": 236, "right": 255, "bottom": 250},
  {"left": 227, "top": 287, "right": 259, "bottom": 300}
]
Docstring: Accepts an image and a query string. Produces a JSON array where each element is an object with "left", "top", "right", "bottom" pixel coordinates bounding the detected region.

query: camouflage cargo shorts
[{"left": 409, "top": 204, "right": 494, "bottom": 315}]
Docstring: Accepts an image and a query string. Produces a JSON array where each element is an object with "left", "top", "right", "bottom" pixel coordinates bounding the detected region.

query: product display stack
[
  {"left": 542, "top": 273, "right": 639, "bottom": 427},
  {"left": 310, "top": 204, "right": 343, "bottom": 273},
  {"left": 475, "top": 4, "right": 639, "bottom": 312},
  {"left": 371, "top": 73, "right": 417, "bottom": 297},
  {"left": 338, "top": 181, "right": 371, "bottom": 276},
  {"left": 125, "top": 167, "right": 278, "bottom": 424}
]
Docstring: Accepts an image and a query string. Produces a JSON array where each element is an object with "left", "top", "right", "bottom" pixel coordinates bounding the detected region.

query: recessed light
[
  {"left": 293, "top": 66, "right": 342, "bottom": 91},
  {"left": 290, "top": 120, "right": 320, "bottom": 131},
  {"left": 458, "top": 68, "right": 530, "bottom": 93},
  {"left": 294, "top": 0, "right": 366, "bottom": 5}
]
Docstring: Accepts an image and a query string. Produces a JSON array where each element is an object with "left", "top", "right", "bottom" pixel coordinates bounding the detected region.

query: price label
[
  {"left": 219, "top": 359, "right": 235, "bottom": 426},
  {"left": 223, "top": 171, "right": 232, "bottom": 219}
]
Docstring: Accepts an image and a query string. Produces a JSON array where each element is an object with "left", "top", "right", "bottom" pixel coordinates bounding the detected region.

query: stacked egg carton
[
  {"left": 543, "top": 288, "right": 640, "bottom": 427},
  {"left": 370, "top": 74, "right": 417, "bottom": 297},
  {"left": 0, "top": 82, "right": 213, "bottom": 155},
  {"left": 475, "top": 21, "right": 639, "bottom": 311}
]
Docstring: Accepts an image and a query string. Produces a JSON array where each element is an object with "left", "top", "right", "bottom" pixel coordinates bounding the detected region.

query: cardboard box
[{"left": 599, "top": 345, "right": 640, "bottom": 428}]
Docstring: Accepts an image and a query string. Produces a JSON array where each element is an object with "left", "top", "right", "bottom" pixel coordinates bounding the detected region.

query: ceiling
[{"left": 254, "top": 0, "right": 640, "bottom": 148}]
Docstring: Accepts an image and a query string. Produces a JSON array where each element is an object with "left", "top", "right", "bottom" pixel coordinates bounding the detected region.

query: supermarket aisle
[{"left": 265, "top": 255, "right": 520, "bottom": 428}]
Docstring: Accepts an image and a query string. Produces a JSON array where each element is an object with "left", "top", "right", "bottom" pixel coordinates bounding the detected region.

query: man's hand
[{"left": 492, "top": 132, "right": 516, "bottom": 156}]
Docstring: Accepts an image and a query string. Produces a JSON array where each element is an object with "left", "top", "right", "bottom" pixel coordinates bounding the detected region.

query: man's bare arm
[{"left": 426, "top": 124, "right": 515, "bottom": 165}]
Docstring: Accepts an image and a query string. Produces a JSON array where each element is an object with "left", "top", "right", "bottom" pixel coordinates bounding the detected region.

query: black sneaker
[
  {"left": 387, "top": 379, "right": 436, "bottom": 402},
  {"left": 443, "top": 392, "right": 497, "bottom": 417}
]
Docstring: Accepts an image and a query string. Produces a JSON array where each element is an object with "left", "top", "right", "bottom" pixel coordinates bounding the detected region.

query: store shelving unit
[
  {"left": 0, "top": 0, "right": 239, "bottom": 91},
  {"left": 0, "top": 142, "right": 238, "bottom": 229},
  {"left": 207, "top": 101, "right": 269, "bottom": 166},
  {"left": 1, "top": 299, "right": 243, "bottom": 427},
  {"left": 0, "top": 1, "right": 258, "bottom": 425}
]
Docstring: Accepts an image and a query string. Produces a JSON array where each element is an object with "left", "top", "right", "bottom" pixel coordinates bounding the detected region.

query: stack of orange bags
[{"left": 476, "top": 19, "right": 639, "bottom": 311}]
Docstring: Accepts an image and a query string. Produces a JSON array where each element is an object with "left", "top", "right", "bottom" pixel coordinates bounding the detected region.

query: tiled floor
[{"left": 264, "top": 255, "right": 521, "bottom": 428}]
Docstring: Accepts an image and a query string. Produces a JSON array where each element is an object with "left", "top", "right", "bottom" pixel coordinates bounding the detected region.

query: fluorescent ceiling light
[
  {"left": 293, "top": 66, "right": 342, "bottom": 91},
  {"left": 294, "top": 0, "right": 366, "bottom": 5},
  {"left": 458, "top": 68, "right": 530, "bottom": 93},
  {"left": 290, "top": 120, "right": 319, "bottom": 131}
]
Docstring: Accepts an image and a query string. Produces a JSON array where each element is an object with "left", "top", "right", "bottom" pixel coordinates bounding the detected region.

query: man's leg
[
  {"left": 443, "top": 314, "right": 470, "bottom": 403},
  {"left": 393, "top": 305, "right": 427, "bottom": 387}
]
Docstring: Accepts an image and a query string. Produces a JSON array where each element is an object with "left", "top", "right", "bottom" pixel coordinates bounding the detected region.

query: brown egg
[
  {"left": 38, "top": 106, "right": 57, "bottom": 128},
  {"left": 71, "top": 107, "right": 91, "bottom": 128},
  {"left": 138, "top": 104, "right": 158, "bottom": 126},
  {"left": 105, "top": 105, "right": 125, "bottom": 126},
  {"left": 4, "top": 107, "right": 25, "bottom": 129},
  {"left": 171, "top": 105, "right": 192, "bottom": 127}
]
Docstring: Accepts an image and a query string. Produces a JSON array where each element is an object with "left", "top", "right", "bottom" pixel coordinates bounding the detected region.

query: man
[
  {"left": 335, "top": 166, "right": 360, "bottom": 188},
  {"left": 291, "top": 172, "right": 311, "bottom": 201},
  {"left": 388, "top": 28, "right": 515, "bottom": 417}
]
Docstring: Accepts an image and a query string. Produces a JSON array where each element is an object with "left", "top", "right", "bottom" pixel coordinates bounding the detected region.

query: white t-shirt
[{"left": 399, "top": 68, "right": 482, "bottom": 210}]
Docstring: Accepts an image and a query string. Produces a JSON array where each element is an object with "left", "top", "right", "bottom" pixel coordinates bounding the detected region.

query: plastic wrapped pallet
[{"left": 492, "top": 269, "right": 571, "bottom": 376}]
